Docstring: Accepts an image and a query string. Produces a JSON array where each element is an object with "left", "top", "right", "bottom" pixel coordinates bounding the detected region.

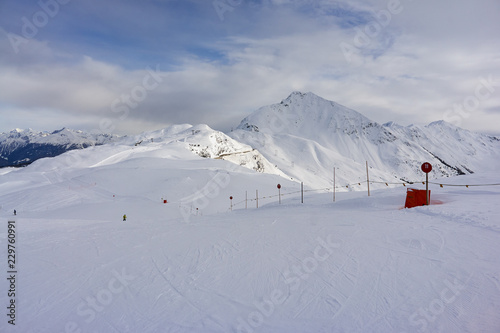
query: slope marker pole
[
  {"left": 277, "top": 184, "right": 282, "bottom": 204},
  {"left": 333, "top": 167, "right": 336, "bottom": 202},
  {"left": 366, "top": 161, "right": 371, "bottom": 197}
]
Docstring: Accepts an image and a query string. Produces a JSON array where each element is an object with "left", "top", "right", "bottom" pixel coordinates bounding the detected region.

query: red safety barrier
[{"left": 405, "top": 188, "right": 430, "bottom": 208}]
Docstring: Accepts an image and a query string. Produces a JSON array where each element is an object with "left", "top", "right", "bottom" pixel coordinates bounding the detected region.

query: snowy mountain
[
  {"left": 0, "top": 124, "right": 297, "bottom": 219},
  {"left": 1, "top": 93, "right": 500, "bottom": 332},
  {"left": 229, "top": 91, "right": 500, "bottom": 189},
  {"left": 1, "top": 117, "right": 500, "bottom": 332},
  {"left": 0, "top": 128, "right": 117, "bottom": 168},
  {"left": 2, "top": 91, "right": 498, "bottom": 189}
]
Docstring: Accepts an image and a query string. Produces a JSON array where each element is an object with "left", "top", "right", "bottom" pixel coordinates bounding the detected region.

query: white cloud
[{"left": 0, "top": 1, "right": 499, "bottom": 135}]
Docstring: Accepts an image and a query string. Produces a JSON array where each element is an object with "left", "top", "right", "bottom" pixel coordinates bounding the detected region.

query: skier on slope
[{"left": 123, "top": 214, "right": 127, "bottom": 221}]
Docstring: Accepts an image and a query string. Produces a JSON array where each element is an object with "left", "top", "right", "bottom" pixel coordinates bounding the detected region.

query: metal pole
[
  {"left": 366, "top": 161, "right": 371, "bottom": 197},
  {"left": 279, "top": 188, "right": 281, "bottom": 204},
  {"left": 426, "top": 173, "right": 429, "bottom": 205},
  {"left": 301, "top": 182, "right": 304, "bottom": 204},
  {"left": 256, "top": 190, "right": 258, "bottom": 209},
  {"left": 245, "top": 191, "right": 247, "bottom": 209},
  {"left": 333, "top": 167, "right": 336, "bottom": 202}
]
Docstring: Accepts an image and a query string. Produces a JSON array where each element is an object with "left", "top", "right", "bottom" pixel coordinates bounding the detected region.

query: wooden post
[{"left": 366, "top": 161, "right": 371, "bottom": 197}]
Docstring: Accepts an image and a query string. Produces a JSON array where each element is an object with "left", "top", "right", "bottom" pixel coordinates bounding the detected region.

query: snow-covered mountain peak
[
  {"left": 230, "top": 91, "right": 500, "bottom": 188},
  {"left": 382, "top": 121, "right": 405, "bottom": 129},
  {"left": 426, "top": 120, "right": 457, "bottom": 130},
  {"left": 236, "top": 91, "right": 387, "bottom": 145}
]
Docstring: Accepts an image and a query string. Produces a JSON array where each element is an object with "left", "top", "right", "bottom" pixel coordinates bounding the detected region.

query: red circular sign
[
  {"left": 230, "top": 196, "right": 233, "bottom": 200},
  {"left": 421, "top": 162, "right": 432, "bottom": 173},
  {"left": 277, "top": 184, "right": 281, "bottom": 189}
]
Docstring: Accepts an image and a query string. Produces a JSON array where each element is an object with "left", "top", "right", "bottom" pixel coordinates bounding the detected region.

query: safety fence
[
  {"left": 227, "top": 179, "right": 500, "bottom": 211},
  {"left": 370, "top": 180, "right": 500, "bottom": 188}
]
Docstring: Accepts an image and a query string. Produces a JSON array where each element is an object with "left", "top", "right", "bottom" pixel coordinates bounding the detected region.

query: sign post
[
  {"left": 229, "top": 196, "right": 233, "bottom": 211},
  {"left": 277, "top": 184, "right": 281, "bottom": 204},
  {"left": 421, "top": 162, "right": 432, "bottom": 205}
]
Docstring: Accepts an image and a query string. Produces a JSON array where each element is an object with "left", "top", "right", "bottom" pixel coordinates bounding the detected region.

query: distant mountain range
[
  {"left": 2, "top": 92, "right": 499, "bottom": 190},
  {"left": 0, "top": 128, "right": 117, "bottom": 168}
]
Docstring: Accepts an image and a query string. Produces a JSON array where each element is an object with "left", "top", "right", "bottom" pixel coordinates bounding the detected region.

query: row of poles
[
  {"left": 334, "top": 161, "right": 371, "bottom": 202},
  {"left": 230, "top": 182, "right": 306, "bottom": 211},
  {"left": 229, "top": 161, "right": 372, "bottom": 210},
  {"left": 227, "top": 160, "right": 500, "bottom": 210}
]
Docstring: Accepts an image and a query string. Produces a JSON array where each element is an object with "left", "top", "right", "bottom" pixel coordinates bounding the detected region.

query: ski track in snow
[{"left": 2, "top": 195, "right": 498, "bottom": 333}]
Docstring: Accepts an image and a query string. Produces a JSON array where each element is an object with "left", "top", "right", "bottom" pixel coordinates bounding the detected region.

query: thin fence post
[
  {"left": 333, "top": 167, "right": 336, "bottom": 202},
  {"left": 366, "top": 161, "right": 371, "bottom": 197}
]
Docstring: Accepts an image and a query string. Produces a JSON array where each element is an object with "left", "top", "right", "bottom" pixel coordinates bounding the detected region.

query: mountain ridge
[
  {"left": 0, "top": 128, "right": 117, "bottom": 168},
  {"left": 229, "top": 91, "right": 499, "bottom": 188},
  {"left": 2, "top": 92, "right": 499, "bottom": 191}
]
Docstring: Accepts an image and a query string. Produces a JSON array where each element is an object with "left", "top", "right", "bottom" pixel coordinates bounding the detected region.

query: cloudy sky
[{"left": 1, "top": 0, "right": 499, "bottom": 135}]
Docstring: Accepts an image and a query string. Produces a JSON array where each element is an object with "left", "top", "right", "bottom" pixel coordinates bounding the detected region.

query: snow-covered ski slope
[{"left": 0, "top": 122, "right": 499, "bottom": 332}]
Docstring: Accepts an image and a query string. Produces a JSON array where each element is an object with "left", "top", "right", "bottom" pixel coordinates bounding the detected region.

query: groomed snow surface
[{"left": 1, "top": 136, "right": 499, "bottom": 332}]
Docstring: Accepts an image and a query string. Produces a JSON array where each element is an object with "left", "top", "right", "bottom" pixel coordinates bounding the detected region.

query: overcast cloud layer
[{"left": 1, "top": 0, "right": 499, "bottom": 135}]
